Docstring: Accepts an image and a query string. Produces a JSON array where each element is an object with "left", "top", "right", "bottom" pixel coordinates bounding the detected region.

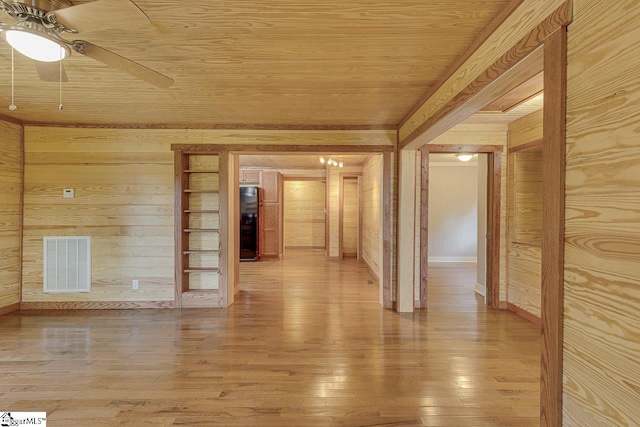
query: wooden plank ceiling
[
  {"left": 240, "top": 153, "right": 373, "bottom": 169},
  {"left": 0, "top": 0, "right": 511, "bottom": 127}
]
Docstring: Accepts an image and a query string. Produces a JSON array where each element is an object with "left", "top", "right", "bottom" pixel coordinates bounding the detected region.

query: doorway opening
[
  {"left": 339, "top": 174, "right": 362, "bottom": 259},
  {"left": 234, "top": 152, "right": 391, "bottom": 308},
  {"left": 426, "top": 153, "right": 487, "bottom": 307}
]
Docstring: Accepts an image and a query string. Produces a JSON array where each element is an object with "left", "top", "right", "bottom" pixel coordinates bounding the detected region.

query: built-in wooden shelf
[
  {"left": 175, "top": 151, "right": 223, "bottom": 308},
  {"left": 181, "top": 289, "right": 220, "bottom": 308},
  {"left": 183, "top": 170, "right": 219, "bottom": 174},
  {"left": 184, "top": 209, "right": 219, "bottom": 214},
  {"left": 184, "top": 267, "right": 219, "bottom": 273},
  {"left": 184, "top": 189, "right": 219, "bottom": 194},
  {"left": 183, "top": 250, "right": 219, "bottom": 255}
]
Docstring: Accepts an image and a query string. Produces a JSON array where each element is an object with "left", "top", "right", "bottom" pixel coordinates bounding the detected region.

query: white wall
[
  {"left": 476, "top": 154, "right": 488, "bottom": 296},
  {"left": 428, "top": 162, "right": 478, "bottom": 262}
]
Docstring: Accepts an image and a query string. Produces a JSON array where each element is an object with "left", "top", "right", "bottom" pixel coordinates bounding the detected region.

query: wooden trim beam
[
  {"left": 400, "top": 2, "right": 572, "bottom": 150},
  {"left": 419, "top": 149, "right": 429, "bottom": 309},
  {"left": 382, "top": 152, "right": 393, "bottom": 309},
  {"left": 399, "top": 0, "right": 526, "bottom": 127},
  {"left": 20, "top": 301, "right": 175, "bottom": 310},
  {"left": 507, "top": 302, "right": 542, "bottom": 327},
  {"left": 218, "top": 151, "right": 230, "bottom": 307},
  {"left": 173, "top": 151, "right": 189, "bottom": 308},
  {"left": 325, "top": 165, "right": 330, "bottom": 257},
  {"left": 282, "top": 176, "right": 325, "bottom": 182},
  {"left": 338, "top": 173, "right": 363, "bottom": 260},
  {"left": 0, "top": 303, "right": 20, "bottom": 316},
  {"left": 25, "top": 122, "right": 397, "bottom": 131},
  {"left": 171, "top": 144, "right": 394, "bottom": 153},
  {"left": 423, "top": 144, "right": 504, "bottom": 153},
  {"left": 540, "top": 26, "right": 567, "bottom": 427},
  {"left": 0, "top": 113, "right": 23, "bottom": 126},
  {"left": 508, "top": 138, "right": 544, "bottom": 154},
  {"left": 487, "top": 152, "right": 502, "bottom": 309}
]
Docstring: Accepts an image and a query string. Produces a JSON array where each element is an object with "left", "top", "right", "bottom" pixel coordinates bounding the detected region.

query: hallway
[{"left": 0, "top": 250, "right": 540, "bottom": 426}]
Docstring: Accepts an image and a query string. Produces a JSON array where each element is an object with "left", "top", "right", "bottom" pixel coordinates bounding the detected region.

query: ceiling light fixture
[
  {"left": 456, "top": 154, "right": 473, "bottom": 162},
  {"left": 1, "top": 23, "right": 71, "bottom": 62},
  {"left": 320, "top": 156, "right": 344, "bottom": 168}
]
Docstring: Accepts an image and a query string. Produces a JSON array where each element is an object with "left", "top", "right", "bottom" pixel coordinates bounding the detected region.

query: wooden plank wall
[
  {"left": 342, "top": 178, "right": 359, "bottom": 255},
  {"left": 507, "top": 110, "right": 543, "bottom": 318},
  {"left": 362, "top": 155, "right": 383, "bottom": 283},
  {"left": 283, "top": 180, "right": 325, "bottom": 249},
  {"left": 20, "top": 127, "right": 392, "bottom": 304},
  {"left": 327, "top": 166, "right": 362, "bottom": 257},
  {"left": 22, "top": 128, "right": 177, "bottom": 303},
  {"left": 0, "top": 119, "right": 22, "bottom": 313},
  {"left": 564, "top": 0, "right": 640, "bottom": 424}
]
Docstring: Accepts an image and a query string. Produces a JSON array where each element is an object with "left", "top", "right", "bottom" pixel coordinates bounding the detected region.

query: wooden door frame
[
  {"left": 418, "top": 145, "right": 503, "bottom": 309},
  {"left": 338, "top": 172, "right": 363, "bottom": 259},
  {"left": 396, "top": 3, "right": 569, "bottom": 424},
  {"left": 171, "top": 144, "right": 395, "bottom": 310}
]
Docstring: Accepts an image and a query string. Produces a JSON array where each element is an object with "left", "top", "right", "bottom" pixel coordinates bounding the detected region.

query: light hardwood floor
[{"left": 0, "top": 250, "right": 540, "bottom": 426}]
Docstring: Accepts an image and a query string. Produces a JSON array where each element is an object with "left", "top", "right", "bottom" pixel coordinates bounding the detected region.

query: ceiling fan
[{"left": 0, "top": 0, "right": 173, "bottom": 88}]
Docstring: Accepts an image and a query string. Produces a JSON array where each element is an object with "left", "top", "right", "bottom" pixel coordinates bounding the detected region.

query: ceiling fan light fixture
[{"left": 2, "top": 26, "right": 70, "bottom": 62}]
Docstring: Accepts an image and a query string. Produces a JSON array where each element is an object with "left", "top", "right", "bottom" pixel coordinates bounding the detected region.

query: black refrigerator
[{"left": 239, "top": 186, "right": 260, "bottom": 261}]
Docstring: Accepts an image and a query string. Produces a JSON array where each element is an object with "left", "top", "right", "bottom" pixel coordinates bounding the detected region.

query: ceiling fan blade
[
  {"left": 72, "top": 41, "right": 173, "bottom": 89},
  {"left": 35, "top": 61, "right": 69, "bottom": 83},
  {"left": 50, "top": 0, "right": 150, "bottom": 34}
]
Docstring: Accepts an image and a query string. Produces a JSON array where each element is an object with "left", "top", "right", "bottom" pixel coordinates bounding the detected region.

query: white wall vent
[{"left": 43, "top": 237, "right": 91, "bottom": 293}]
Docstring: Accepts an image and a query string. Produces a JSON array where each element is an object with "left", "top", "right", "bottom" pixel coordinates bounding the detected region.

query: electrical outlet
[{"left": 132, "top": 279, "right": 139, "bottom": 290}]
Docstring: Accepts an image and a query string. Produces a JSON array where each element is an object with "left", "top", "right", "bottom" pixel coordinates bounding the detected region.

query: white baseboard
[
  {"left": 474, "top": 282, "right": 486, "bottom": 297},
  {"left": 429, "top": 257, "right": 477, "bottom": 263}
]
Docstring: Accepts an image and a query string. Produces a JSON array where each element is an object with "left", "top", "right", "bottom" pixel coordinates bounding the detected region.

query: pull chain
[
  {"left": 59, "top": 46, "right": 63, "bottom": 111},
  {"left": 9, "top": 48, "right": 16, "bottom": 111}
]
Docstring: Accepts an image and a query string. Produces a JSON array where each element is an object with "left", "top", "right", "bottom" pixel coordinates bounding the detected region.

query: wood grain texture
[
  {"left": 419, "top": 150, "right": 429, "bottom": 308},
  {"left": 487, "top": 152, "right": 503, "bottom": 308},
  {"left": 174, "top": 151, "right": 188, "bottom": 307},
  {"left": 327, "top": 167, "right": 362, "bottom": 258},
  {"left": 283, "top": 181, "right": 325, "bottom": 249},
  {"left": 0, "top": 1, "right": 510, "bottom": 127},
  {"left": 0, "top": 251, "right": 541, "bottom": 426},
  {"left": 260, "top": 171, "right": 283, "bottom": 258},
  {"left": 401, "top": 46, "right": 544, "bottom": 150},
  {"left": 22, "top": 127, "right": 177, "bottom": 304},
  {"left": 540, "top": 27, "right": 566, "bottom": 427},
  {"left": 400, "top": 0, "right": 568, "bottom": 143},
  {"left": 340, "top": 176, "right": 360, "bottom": 257},
  {"left": 509, "top": 109, "right": 544, "bottom": 150},
  {"left": 481, "top": 71, "right": 544, "bottom": 113},
  {"left": 0, "top": 119, "right": 22, "bottom": 312},
  {"left": 508, "top": 243, "right": 542, "bottom": 318},
  {"left": 513, "top": 152, "right": 543, "bottom": 245},
  {"left": 382, "top": 152, "right": 393, "bottom": 309},
  {"left": 20, "top": 301, "right": 174, "bottom": 309},
  {"left": 397, "top": 150, "right": 416, "bottom": 312},
  {"left": 563, "top": 0, "right": 640, "bottom": 425},
  {"left": 361, "top": 155, "right": 383, "bottom": 289},
  {"left": 506, "top": 115, "right": 544, "bottom": 321},
  {"left": 400, "top": 0, "right": 526, "bottom": 127},
  {"left": 507, "top": 302, "right": 541, "bottom": 327}
]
